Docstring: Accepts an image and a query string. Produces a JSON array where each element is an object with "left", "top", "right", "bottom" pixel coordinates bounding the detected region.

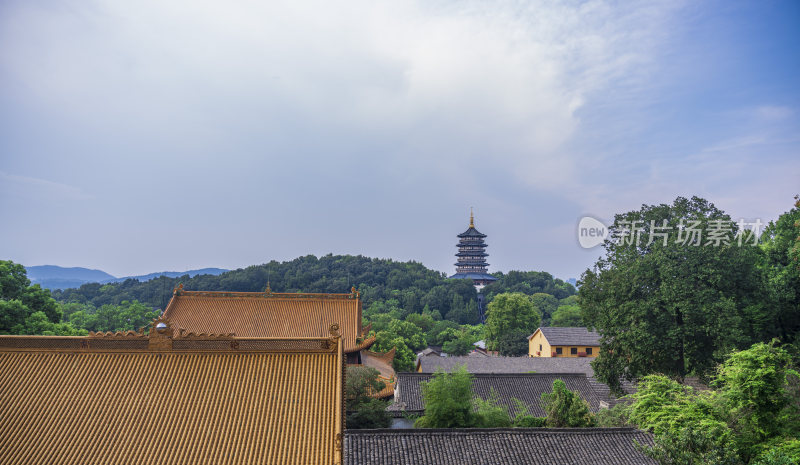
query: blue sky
[{"left": 1, "top": 0, "right": 798, "bottom": 280}]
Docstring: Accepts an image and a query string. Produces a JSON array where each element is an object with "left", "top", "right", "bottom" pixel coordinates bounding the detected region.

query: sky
[{"left": 1, "top": 0, "right": 798, "bottom": 280}]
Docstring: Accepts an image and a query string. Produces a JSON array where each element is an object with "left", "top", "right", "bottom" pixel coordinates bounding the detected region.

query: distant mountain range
[{"left": 25, "top": 265, "right": 229, "bottom": 290}]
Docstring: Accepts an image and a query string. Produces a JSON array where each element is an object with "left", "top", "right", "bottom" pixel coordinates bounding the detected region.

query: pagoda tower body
[{"left": 449, "top": 210, "right": 498, "bottom": 287}]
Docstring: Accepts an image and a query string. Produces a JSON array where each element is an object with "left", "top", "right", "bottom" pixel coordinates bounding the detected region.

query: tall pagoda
[{"left": 449, "top": 209, "right": 498, "bottom": 287}]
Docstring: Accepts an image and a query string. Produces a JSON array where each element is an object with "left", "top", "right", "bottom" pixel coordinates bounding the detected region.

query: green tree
[
  {"left": 372, "top": 334, "right": 416, "bottom": 372},
  {"left": 628, "top": 342, "right": 800, "bottom": 465},
  {"left": 446, "top": 298, "right": 480, "bottom": 325},
  {"left": 483, "top": 271, "right": 576, "bottom": 301},
  {"left": 485, "top": 292, "right": 541, "bottom": 352},
  {"left": 643, "top": 426, "right": 744, "bottom": 465},
  {"left": 540, "top": 379, "right": 595, "bottom": 427},
  {"left": 345, "top": 366, "right": 391, "bottom": 429},
  {"left": 0, "top": 260, "right": 30, "bottom": 300},
  {"left": 551, "top": 304, "right": 583, "bottom": 327},
  {"left": 629, "top": 374, "right": 740, "bottom": 465},
  {"left": 594, "top": 403, "right": 632, "bottom": 427},
  {"left": 580, "top": 196, "right": 764, "bottom": 392},
  {"left": 509, "top": 397, "right": 547, "bottom": 427},
  {"left": 715, "top": 342, "right": 800, "bottom": 461},
  {"left": 415, "top": 367, "right": 476, "bottom": 428},
  {"left": 405, "top": 312, "right": 435, "bottom": 332},
  {"left": 67, "top": 300, "right": 159, "bottom": 333},
  {"left": 496, "top": 328, "right": 530, "bottom": 356},
  {"left": 443, "top": 336, "right": 474, "bottom": 356},
  {"left": 473, "top": 388, "right": 512, "bottom": 427},
  {"left": 0, "top": 260, "right": 63, "bottom": 334},
  {"left": 752, "top": 440, "right": 800, "bottom": 465},
  {"left": 381, "top": 320, "right": 426, "bottom": 352},
  {"left": 760, "top": 198, "right": 800, "bottom": 345},
  {"left": 16, "top": 311, "right": 85, "bottom": 336},
  {"left": 426, "top": 320, "right": 460, "bottom": 346},
  {"left": 530, "top": 293, "right": 559, "bottom": 325}
]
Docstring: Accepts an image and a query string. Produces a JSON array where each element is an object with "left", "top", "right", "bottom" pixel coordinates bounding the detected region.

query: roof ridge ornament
[
  {"left": 329, "top": 323, "right": 341, "bottom": 339},
  {"left": 173, "top": 283, "right": 184, "bottom": 295},
  {"left": 470, "top": 207, "right": 474, "bottom": 228},
  {"left": 175, "top": 328, "right": 236, "bottom": 340},
  {"left": 89, "top": 329, "right": 147, "bottom": 339},
  {"left": 350, "top": 286, "right": 360, "bottom": 299},
  {"left": 265, "top": 281, "right": 272, "bottom": 296},
  {"left": 148, "top": 316, "right": 174, "bottom": 350}
]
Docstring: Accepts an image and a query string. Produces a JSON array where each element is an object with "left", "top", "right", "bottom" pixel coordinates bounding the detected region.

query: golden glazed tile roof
[
  {"left": 162, "top": 288, "right": 369, "bottom": 353},
  {"left": 361, "top": 347, "right": 396, "bottom": 379},
  {"left": 0, "top": 319, "right": 344, "bottom": 465},
  {"left": 350, "top": 348, "right": 397, "bottom": 399}
]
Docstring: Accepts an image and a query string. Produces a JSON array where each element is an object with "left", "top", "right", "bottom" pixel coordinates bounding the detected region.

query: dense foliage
[
  {"left": 623, "top": 342, "right": 800, "bottom": 465},
  {"left": 345, "top": 366, "right": 391, "bottom": 429},
  {"left": 485, "top": 292, "right": 541, "bottom": 355},
  {"left": 414, "top": 367, "right": 596, "bottom": 429},
  {"left": 482, "top": 271, "right": 576, "bottom": 302},
  {"left": 53, "top": 255, "right": 486, "bottom": 316},
  {"left": 414, "top": 367, "right": 525, "bottom": 428},
  {"left": 580, "top": 196, "right": 796, "bottom": 392},
  {"left": 0, "top": 260, "right": 81, "bottom": 335},
  {"left": 415, "top": 367, "right": 477, "bottom": 428},
  {"left": 760, "top": 196, "right": 800, "bottom": 346},
  {"left": 540, "top": 379, "right": 596, "bottom": 427}
]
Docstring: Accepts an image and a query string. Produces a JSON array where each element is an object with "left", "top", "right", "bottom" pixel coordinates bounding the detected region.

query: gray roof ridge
[
  {"left": 400, "top": 372, "right": 590, "bottom": 378},
  {"left": 347, "top": 427, "right": 646, "bottom": 434}
]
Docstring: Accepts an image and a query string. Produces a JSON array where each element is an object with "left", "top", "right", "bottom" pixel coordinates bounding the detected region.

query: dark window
[
  {"left": 571, "top": 347, "right": 578, "bottom": 355},
  {"left": 539, "top": 344, "right": 542, "bottom": 351},
  {"left": 586, "top": 347, "right": 593, "bottom": 355},
  {"left": 556, "top": 347, "right": 562, "bottom": 355}
]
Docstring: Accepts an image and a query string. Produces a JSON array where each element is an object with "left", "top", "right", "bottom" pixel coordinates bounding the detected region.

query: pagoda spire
[{"left": 469, "top": 207, "right": 474, "bottom": 228}]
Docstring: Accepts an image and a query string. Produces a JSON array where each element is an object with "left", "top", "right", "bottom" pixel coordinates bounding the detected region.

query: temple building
[
  {"left": 0, "top": 318, "right": 345, "bottom": 465},
  {"left": 449, "top": 209, "right": 498, "bottom": 287},
  {"left": 161, "top": 284, "right": 395, "bottom": 397}
]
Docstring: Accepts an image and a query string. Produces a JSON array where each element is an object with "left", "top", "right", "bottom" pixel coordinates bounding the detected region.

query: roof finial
[
  {"left": 470, "top": 207, "right": 474, "bottom": 228},
  {"left": 265, "top": 281, "right": 272, "bottom": 295}
]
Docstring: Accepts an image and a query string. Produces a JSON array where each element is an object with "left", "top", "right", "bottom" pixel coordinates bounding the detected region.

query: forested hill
[{"left": 52, "top": 254, "right": 576, "bottom": 316}]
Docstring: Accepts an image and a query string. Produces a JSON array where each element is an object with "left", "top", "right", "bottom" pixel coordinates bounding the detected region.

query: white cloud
[{"left": 0, "top": 0, "right": 684, "bottom": 190}]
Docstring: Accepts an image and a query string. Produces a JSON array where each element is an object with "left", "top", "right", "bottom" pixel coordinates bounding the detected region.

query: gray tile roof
[
  {"left": 534, "top": 327, "right": 601, "bottom": 346},
  {"left": 414, "top": 354, "right": 636, "bottom": 406},
  {"left": 345, "top": 428, "right": 656, "bottom": 465},
  {"left": 417, "top": 353, "right": 596, "bottom": 375},
  {"left": 389, "top": 372, "right": 610, "bottom": 417}
]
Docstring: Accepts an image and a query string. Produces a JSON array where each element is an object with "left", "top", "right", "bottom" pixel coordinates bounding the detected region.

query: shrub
[
  {"left": 345, "top": 366, "right": 391, "bottom": 429},
  {"left": 473, "top": 389, "right": 511, "bottom": 427},
  {"left": 415, "top": 367, "right": 476, "bottom": 428},
  {"left": 540, "top": 379, "right": 595, "bottom": 427}
]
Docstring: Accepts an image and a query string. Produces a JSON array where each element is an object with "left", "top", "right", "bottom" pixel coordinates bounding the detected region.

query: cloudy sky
[{"left": 1, "top": 0, "right": 798, "bottom": 280}]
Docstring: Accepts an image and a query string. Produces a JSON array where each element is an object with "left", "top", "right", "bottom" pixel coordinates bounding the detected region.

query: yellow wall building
[{"left": 528, "top": 327, "right": 600, "bottom": 358}]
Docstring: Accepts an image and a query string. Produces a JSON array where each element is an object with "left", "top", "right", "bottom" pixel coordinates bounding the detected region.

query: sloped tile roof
[
  {"left": 347, "top": 364, "right": 396, "bottom": 399},
  {"left": 345, "top": 428, "right": 656, "bottom": 465},
  {"left": 418, "top": 353, "right": 596, "bottom": 375},
  {"left": 362, "top": 348, "right": 396, "bottom": 379},
  {"left": 416, "top": 354, "right": 636, "bottom": 402},
  {"left": 351, "top": 348, "right": 397, "bottom": 399},
  {"left": 532, "top": 327, "right": 601, "bottom": 346},
  {"left": 389, "top": 372, "right": 610, "bottom": 416},
  {"left": 162, "top": 288, "right": 368, "bottom": 353},
  {"left": 0, "top": 320, "right": 345, "bottom": 465}
]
